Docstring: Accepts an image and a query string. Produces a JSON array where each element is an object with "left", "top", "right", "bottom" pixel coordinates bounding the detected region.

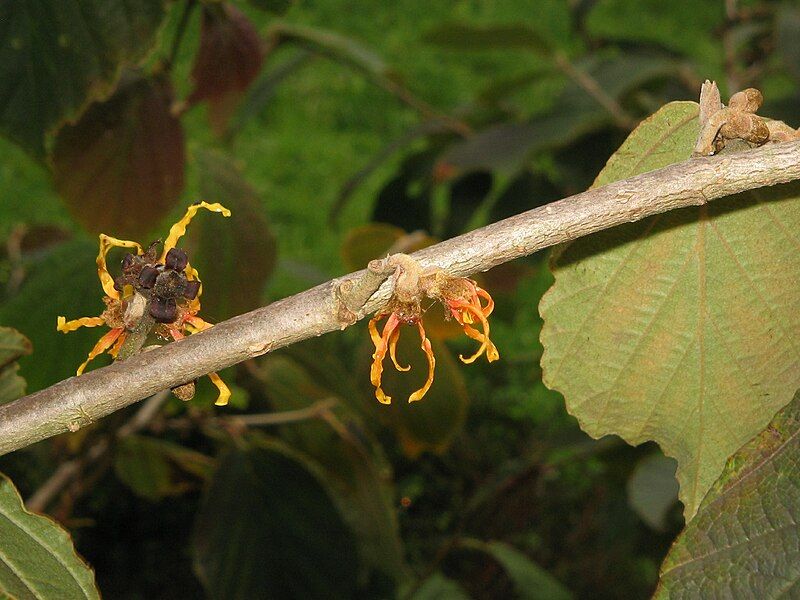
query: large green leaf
[
  {"left": 0, "top": 472, "right": 99, "bottom": 599},
  {"left": 0, "top": 0, "right": 167, "bottom": 157},
  {"left": 540, "top": 101, "right": 800, "bottom": 519},
  {"left": 0, "top": 239, "right": 103, "bottom": 392},
  {"left": 256, "top": 354, "right": 407, "bottom": 581},
  {"left": 467, "top": 540, "right": 573, "bottom": 600},
  {"left": 0, "top": 326, "right": 31, "bottom": 405},
  {"left": 656, "top": 389, "right": 800, "bottom": 598},
  {"left": 193, "top": 443, "right": 360, "bottom": 600},
  {"left": 193, "top": 148, "right": 277, "bottom": 321}
]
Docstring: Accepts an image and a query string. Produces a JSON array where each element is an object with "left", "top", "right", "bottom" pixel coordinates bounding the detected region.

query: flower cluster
[
  {"left": 368, "top": 255, "right": 498, "bottom": 404},
  {"left": 57, "top": 202, "right": 232, "bottom": 406}
]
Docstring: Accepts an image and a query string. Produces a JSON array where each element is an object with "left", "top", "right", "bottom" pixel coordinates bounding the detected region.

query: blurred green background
[{"left": 0, "top": 0, "right": 797, "bottom": 597}]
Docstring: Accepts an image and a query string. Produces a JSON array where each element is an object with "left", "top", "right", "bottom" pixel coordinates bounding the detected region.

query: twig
[
  {"left": 228, "top": 398, "right": 338, "bottom": 426},
  {"left": 25, "top": 391, "right": 170, "bottom": 512},
  {"left": 3, "top": 139, "right": 800, "bottom": 455}
]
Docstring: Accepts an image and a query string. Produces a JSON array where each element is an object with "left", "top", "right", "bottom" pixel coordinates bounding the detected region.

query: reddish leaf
[
  {"left": 188, "top": 4, "right": 264, "bottom": 134},
  {"left": 51, "top": 74, "right": 185, "bottom": 238}
]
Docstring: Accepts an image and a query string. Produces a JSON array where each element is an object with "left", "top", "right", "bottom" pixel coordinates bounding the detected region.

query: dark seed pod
[
  {"left": 165, "top": 247, "right": 189, "bottom": 272},
  {"left": 183, "top": 280, "right": 201, "bottom": 300},
  {"left": 121, "top": 253, "right": 136, "bottom": 270},
  {"left": 138, "top": 265, "right": 159, "bottom": 288},
  {"left": 172, "top": 381, "right": 196, "bottom": 401},
  {"left": 113, "top": 276, "right": 125, "bottom": 292},
  {"left": 154, "top": 269, "right": 186, "bottom": 299},
  {"left": 149, "top": 296, "right": 178, "bottom": 323}
]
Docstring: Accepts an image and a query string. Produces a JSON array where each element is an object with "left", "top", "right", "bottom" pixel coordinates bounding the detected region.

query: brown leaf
[
  {"left": 51, "top": 74, "right": 185, "bottom": 238},
  {"left": 188, "top": 4, "right": 264, "bottom": 134}
]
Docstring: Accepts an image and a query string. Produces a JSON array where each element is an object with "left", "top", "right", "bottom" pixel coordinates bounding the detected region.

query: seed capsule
[
  {"left": 183, "top": 280, "right": 201, "bottom": 300},
  {"left": 165, "top": 247, "right": 189, "bottom": 272},
  {"left": 139, "top": 265, "right": 159, "bottom": 288},
  {"left": 149, "top": 296, "right": 177, "bottom": 323}
]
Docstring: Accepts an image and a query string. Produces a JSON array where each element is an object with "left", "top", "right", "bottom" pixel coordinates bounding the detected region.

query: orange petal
[
  {"left": 475, "top": 285, "right": 494, "bottom": 317},
  {"left": 57, "top": 316, "right": 105, "bottom": 333},
  {"left": 388, "top": 326, "right": 410, "bottom": 372},
  {"left": 161, "top": 202, "right": 231, "bottom": 261},
  {"left": 408, "top": 322, "right": 436, "bottom": 403},
  {"left": 77, "top": 327, "right": 124, "bottom": 375},
  {"left": 184, "top": 315, "right": 214, "bottom": 333},
  {"left": 108, "top": 331, "right": 128, "bottom": 358},
  {"left": 369, "top": 313, "right": 401, "bottom": 405},
  {"left": 169, "top": 327, "right": 185, "bottom": 341},
  {"left": 208, "top": 372, "right": 231, "bottom": 406},
  {"left": 457, "top": 304, "right": 499, "bottom": 364},
  {"left": 97, "top": 234, "right": 142, "bottom": 300}
]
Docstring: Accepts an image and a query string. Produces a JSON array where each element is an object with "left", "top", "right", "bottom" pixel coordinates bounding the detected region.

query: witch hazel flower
[
  {"left": 368, "top": 254, "right": 499, "bottom": 405},
  {"left": 57, "top": 202, "right": 232, "bottom": 406}
]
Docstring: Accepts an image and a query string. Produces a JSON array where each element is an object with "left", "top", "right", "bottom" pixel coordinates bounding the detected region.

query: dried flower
[
  {"left": 367, "top": 254, "right": 499, "bottom": 404},
  {"left": 57, "top": 202, "right": 233, "bottom": 406}
]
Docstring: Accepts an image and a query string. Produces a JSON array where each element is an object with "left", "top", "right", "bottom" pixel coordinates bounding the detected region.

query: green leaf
[
  {"left": 0, "top": 326, "right": 31, "bottom": 405},
  {"left": 0, "top": 472, "right": 99, "bottom": 599},
  {"left": 51, "top": 74, "right": 185, "bottom": 239},
  {"left": 656, "top": 389, "right": 800, "bottom": 598},
  {"left": 777, "top": 4, "right": 800, "bottom": 82},
  {"left": 272, "top": 22, "right": 389, "bottom": 78},
  {"left": 0, "top": 239, "right": 103, "bottom": 392},
  {"left": 626, "top": 454, "right": 679, "bottom": 531},
  {"left": 472, "top": 540, "right": 573, "bottom": 600},
  {"left": 0, "top": 0, "right": 168, "bottom": 157},
  {"left": 539, "top": 101, "right": 800, "bottom": 519},
  {"left": 439, "top": 53, "right": 679, "bottom": 174},
  {"left": 256, "top": 354, "right": 407, "bottom": 580},
  {"left": 422, "top": 23, "right": 551, "bottom": 54},
  {"left": 409, "top": 573, "right": 470, "bottom": 600},
  {"left": 585, "top": 0, "right": 723, "bottom": 79},
  {"left": 193, "top": 443, "right": 360, "bottom": 600},
  {"left": 114, "top": 435, "right": 214, "bottom": 501},
  {"left": 194, "top": 148, "right": 276, "bottom": 321}
]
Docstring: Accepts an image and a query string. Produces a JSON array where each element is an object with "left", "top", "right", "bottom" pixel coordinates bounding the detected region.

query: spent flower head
[
  {"left": 368, "top": 254, "right": 499, "bottom": 404},
  {"left": 57, "top": 202, "right": 232, "bottom": 406}
]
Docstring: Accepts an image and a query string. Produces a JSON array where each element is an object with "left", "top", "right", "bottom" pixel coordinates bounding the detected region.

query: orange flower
[
  {"left": 368, "top": 269, "right": 498, "bottom": 404},
  {"left": 57, "top": 202, "right": 232, "bottom": 406}
]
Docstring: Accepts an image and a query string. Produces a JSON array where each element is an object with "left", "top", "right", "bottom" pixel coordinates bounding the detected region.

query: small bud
[
  {"left": 139, "top": 265, "right": 159, "bottom": 288},
  {"left": 149, "top": 296, "right": 177, "bottom": 323},
  {"left": 165, "top": 247, "right": 189, "bottom": 272},
  {"left": 172, "top": 381, "right": 196, "bottom": 401}
]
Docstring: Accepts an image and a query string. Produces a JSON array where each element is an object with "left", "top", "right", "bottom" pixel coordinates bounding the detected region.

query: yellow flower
[
  {"left": 368, "top": 273, "right": 498, "bottom": 405},
  {"left": 57, "top": 202, "right": 233, "bottom": 406}
]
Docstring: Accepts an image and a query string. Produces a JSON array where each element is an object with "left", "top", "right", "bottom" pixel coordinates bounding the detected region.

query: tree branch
[{"left": 3, "top": 140, "right": 800, "bottom": 455}]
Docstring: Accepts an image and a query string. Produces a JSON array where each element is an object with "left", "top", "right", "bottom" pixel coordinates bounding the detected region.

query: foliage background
[{"left": 0, "top": 0, "right": 798, "bottom": 598}]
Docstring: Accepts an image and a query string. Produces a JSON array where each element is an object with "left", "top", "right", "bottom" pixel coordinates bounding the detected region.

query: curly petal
[
  {"left": 97, "top": 234, "right": 143, "bottom": 300},
  {"left": 369, "top": 313, "right": 401, "bottom": 404},
  {"left": 161, "top": 202, "right": 231, "bottom": 261},
  {"left": 76, "top": 327, "right": 124, "bottom": 375},
  {"left": 57, "top": 316, "right": 105, "bottom": 333},
  {"left": 408, "top": 322, "right": 436, "bottom": 403},
  {"left": 208, "top": 372, "right": 231, "bottom": 406},
  {"left": 108, "top": 331, "right": 128, "bottom": 358},
  {"left": 452, "top": 303, "right": 499, "bottom": 364},
  {"left": 388, "top": 326, "right": 410, "bottom": 372}
]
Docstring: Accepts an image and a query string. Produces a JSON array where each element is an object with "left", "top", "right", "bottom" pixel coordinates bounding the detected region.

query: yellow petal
[
  {"left": 408, "top": 322, "right": 436, "bottom": 403},
  {"left": 57, "top": 316, "right": 105, "bottom": 333},
  {"left": 208, "top": 372, "right": 231, "bottom": 406},
  {"left": 183, "top": 315, "right": 214, "bottom": 333},
  {"left": 369, "top": 313, "right": 401, "bottom": 405},
  {"left": 77, "top": 328, "right": 124, "bottom": 375},
  {"left": 108, "top": 331, "right": 128, "bottom": 358},
  {"left": 97, "top": 234, "right": 142, "bottom": 300},
  {"left": 161, "top": 202, "right": 231, "bottom": 261},
  {"left": 388, "top": 326, "right": 410, "bottom": 372}
]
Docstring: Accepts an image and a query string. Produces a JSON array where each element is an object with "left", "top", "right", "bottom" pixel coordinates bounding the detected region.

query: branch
[{"left": 3, "top": 140, "right": 800, "bottom": 455}]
